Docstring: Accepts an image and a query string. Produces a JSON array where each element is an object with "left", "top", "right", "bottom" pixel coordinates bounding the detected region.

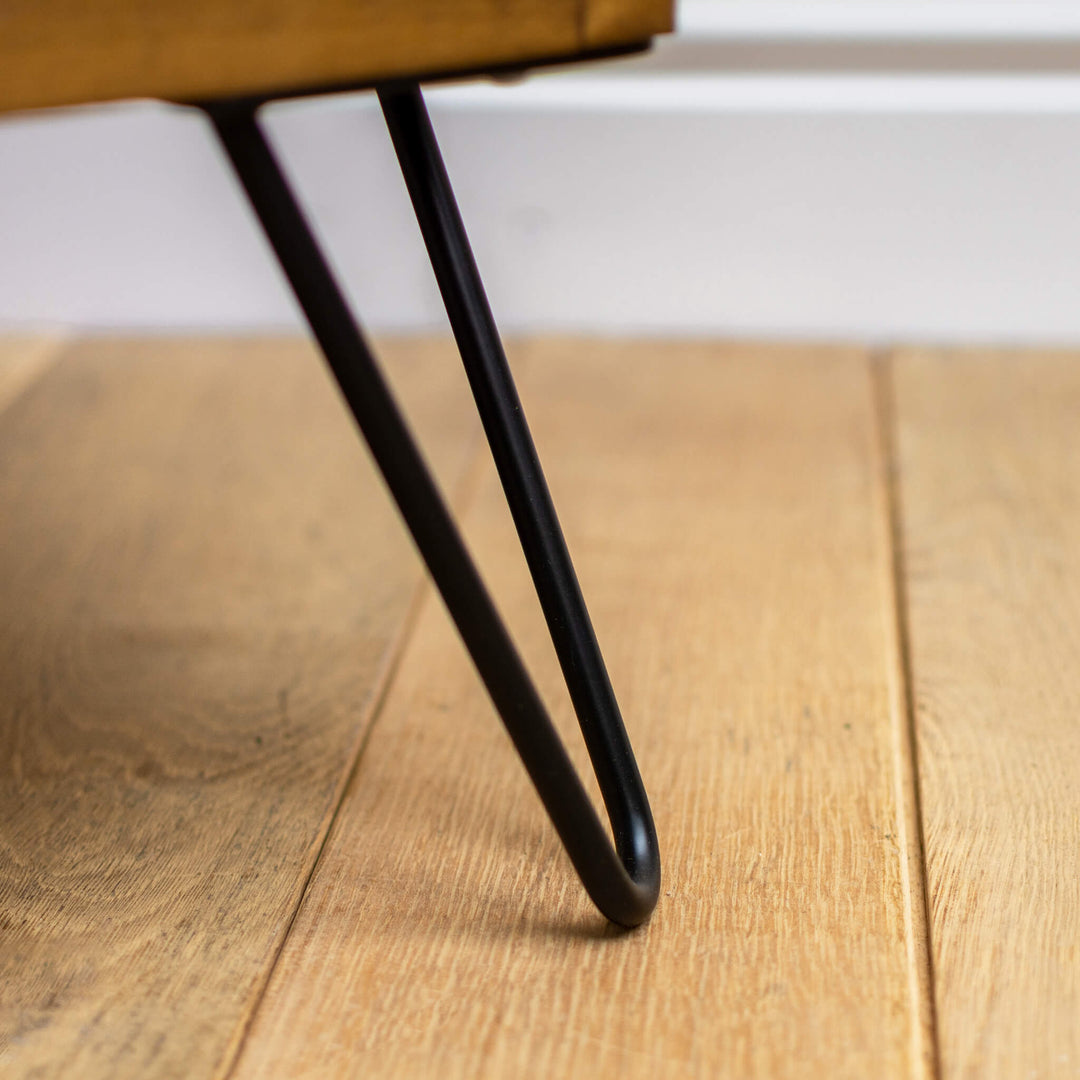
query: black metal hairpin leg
[{"left": 205, "top": 85, "right": 659, "bottom": 928}]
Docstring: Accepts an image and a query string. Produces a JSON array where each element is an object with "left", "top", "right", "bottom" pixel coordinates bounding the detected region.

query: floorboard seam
[
  {"left": 871, "top": 350, "right": 943, "bottom": 1080},
  {"left": 216, "top": 403, "right": 491, "bottom": 1080},
  {"left": 0, "top": 335, "right": 70, "bottom": 420}
]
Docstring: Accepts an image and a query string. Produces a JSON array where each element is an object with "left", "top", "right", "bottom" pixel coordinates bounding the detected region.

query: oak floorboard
[
  {"left": 892, "top": 349, "right": 1080, "bottom": 1079},
  {"left": 0, "top": 336, "right": 66, "bottom": 419},
  {"left": 0, "top": 336, "right": 479, "bottom": 1080},
  {"left": 231, "top": 341, "right": 932, "bottom": 1079}
]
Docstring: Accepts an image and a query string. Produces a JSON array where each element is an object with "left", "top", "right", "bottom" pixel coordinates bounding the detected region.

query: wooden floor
[{"left": 1, "top": 335, "right": 1077, "bottom": 1079}]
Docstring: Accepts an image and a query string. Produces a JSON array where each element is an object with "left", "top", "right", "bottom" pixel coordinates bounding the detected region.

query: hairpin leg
[{"left": 205, "top": 87, "right": 659, "bottom": 928}]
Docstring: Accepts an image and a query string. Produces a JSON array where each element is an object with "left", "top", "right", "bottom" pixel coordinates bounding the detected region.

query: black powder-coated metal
[{"left": 206, "top": 88, "right": 659, "bottom": 927}]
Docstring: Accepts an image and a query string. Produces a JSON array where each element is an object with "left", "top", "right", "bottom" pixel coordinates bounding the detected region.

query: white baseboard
[
  {"left": 3, "top": 53, "right": 1080, "bottom": 344},
  {"left": 677, "top": 0, "right": 1080, "bottom": 40}
]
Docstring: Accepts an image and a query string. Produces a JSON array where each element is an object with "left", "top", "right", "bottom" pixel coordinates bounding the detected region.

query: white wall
[{"left": 3, "top": 1, "right": 1080, "bottom": 344}]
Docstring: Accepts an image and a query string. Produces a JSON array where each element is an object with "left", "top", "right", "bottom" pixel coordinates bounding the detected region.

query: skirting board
[{"left": 2, "top": 66, "right": 1080, "bottom": 344}]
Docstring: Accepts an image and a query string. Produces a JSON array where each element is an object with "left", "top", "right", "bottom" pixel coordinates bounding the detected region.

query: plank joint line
[
  {"left": 872, "top": 349, "right": 943, "bottom": 1080},
  {"left": 220, "top": 406, "right": 491, "bottom": 1080}
]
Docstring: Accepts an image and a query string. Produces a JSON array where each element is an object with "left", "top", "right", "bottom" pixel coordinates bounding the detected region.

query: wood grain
[
  {"left": 0, "top": 336, "right": 479, "bottom": 1079},
  {"left": 0, "top": 336, "right": 66, "bottom": 419},
  {"left": 231, "top": 340, "right": 932, "bottom": 1079},
  {"left": 0, "top": 0, "right": 673, "bottom": 115},
  {"left": 892, "top": 348, "right": 1080, "bottom": 1079},
  {"left": 583, "top": 0, "right": 674, "bottom": 47}
]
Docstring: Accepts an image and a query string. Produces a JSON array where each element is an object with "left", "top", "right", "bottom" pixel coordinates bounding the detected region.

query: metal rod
[
  {"left": 205, "top": 94, "right": 659, "bottom": 927},
  {"left": 378, "top": 84, "right": 660, "bottom": 895}
]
